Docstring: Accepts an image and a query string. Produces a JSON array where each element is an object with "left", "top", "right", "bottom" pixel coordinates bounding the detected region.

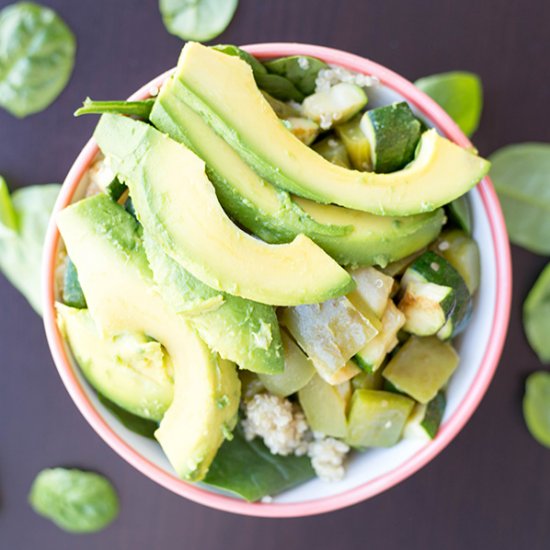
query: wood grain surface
[{"left": 0, "top": 0, "right": 549, "bottom": 548}]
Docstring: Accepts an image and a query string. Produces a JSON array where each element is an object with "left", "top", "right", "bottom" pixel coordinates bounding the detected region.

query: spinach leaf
[
  {"left": 159, "top": 0, "right": 238, "bottom": 42},
  {"left": 264, "top": 56, "right": 328, "bottom": 96},
  {"left": 213, "top": 45, "right": 304, "bottom": 102},
  {"left": 204, "top": 425, "right": 315, "bottom": 502},
  {"left": 415, "top": 72, "right": 482, "bottom": 137},
  {"left": 74, "top": 98, "right": 155, "bottom": 119},
  {"left": 63, "top": 258, "right": 87, "bottom": 309},
  {"left": 97, "top": 394, "right": 158, "bottom": 440},
  {"left": 447, "top": 195, "right": 473, "bottom": 234},
  {"left": 523, "top": 371, "right": 550, "bottom": 448},
  {"left": 489, "top": 143, "right": 550, "bottom": 254},
  {"left": 29, "top": 468, "right": 119, "bottom": 533},
  {"left": 0, "top": 2, "right": 76, "bottom": 118},
  {"left": 0, "top": 180, "right": 60, "bottom": 314},
  {"left": 524, "top": 263, "right": 550, "bottom": 363}
]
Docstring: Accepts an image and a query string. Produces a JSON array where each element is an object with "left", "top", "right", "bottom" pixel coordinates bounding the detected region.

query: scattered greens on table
[
  {"left": 0, "top": 176, "right": 60, "bottom": 314},
  {"left": 415, "top": 71, "right": 482, "bottom": 137},
  {"left": 524, "top": 263, "right": 550, "bottom": 363},
  {"left": 159, "top": 0, "right": 239, "bottom": 42},
  {"left": 523, "top": 372, "right": 550, "bottom": 448},
  {"left": 0, "top": 2, "right": 76, "bottom": 118},
  {"left": 29, "top": 468, "right": 119, "bottom": 533},
  {"left": 490, "top": 143, "right": 550, "bottom": 255}
]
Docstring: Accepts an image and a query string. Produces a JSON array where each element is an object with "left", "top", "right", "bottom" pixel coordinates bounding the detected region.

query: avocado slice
[
  {"left": 94, "top": 114, "right": 353, "bottom": 306},
  {"left": 56, "top": 303, "right": 173, "bottom": 422},
  {"left": 150, "top": 77, "right": 348, "bottom": 244},
  {"left": 57, "top": 195, "right": 240, "bottom": 481},
  {"left": 174, "top": 42, "right": 490, "bottom": 215},
  {"left": 143, "top": 232, "right": 283, "bottom": 374}
]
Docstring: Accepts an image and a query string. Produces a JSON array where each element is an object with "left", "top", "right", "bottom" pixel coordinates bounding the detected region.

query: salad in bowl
[{"left": 44, "top": 42, "right": 509, "bottom": 515}]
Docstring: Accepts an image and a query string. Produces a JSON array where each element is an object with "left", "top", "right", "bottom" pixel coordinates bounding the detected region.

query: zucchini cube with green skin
[
  {"left": 354, "top": 300, "right": 405, "bottom": 372},
  {"left": 298, "top": 374, "right": 348, "bottom": 437},
  {"left": 312, "top": 135, "right": 351, "bottom": 168},
  {"left": 346, "top": 389, "right": 414, "bottom": 448},
  {"left": 351, "top": 369, "right": 383, "bottom": 391},
  {"left": 259, "top": 329, "right": 315, "bottom": 397},
  {"left": 283, "top": 117, "right": 320, "bottom": 145},
  {"left": 281, "top": 296, "right": 378, "bottom": 384},
  {"left": 334, "top": 114, "right": 372, "bottom": 170},
  {"left": 434, "top": 230, "right": 481, "bottom": 294},
  {"left": 383, "top": 336, "right": 459, "bottom": 404},
  {"left": 401, "top": 251, "right": 472, "bottom": 339},
  {"left": 348, "top": 266, "right": 395, "bottom": 319},
  {"left": 398, "top": 280, "right": 455, "bottom": 336},
  {"left": 360, "top": 102, "right": 422, "bottom": 173},
  {"left": 404, "top": 392, "right": 446, "bottom": 440},
  {"left": 261, "top": 90, "right": 300, "bottom": 118},
  {"left": 302, "top": 82, "right": 368, "bottom": 128}
]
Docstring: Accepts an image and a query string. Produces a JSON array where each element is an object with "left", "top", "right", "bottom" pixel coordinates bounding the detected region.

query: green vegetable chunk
[
  {"left": 335, "top": 115, "right": 372, "bottom": 170},
  {"left": 74, "top": 98, "right": 155, "bottom": 119},
  {"left": 263, "top": 55, "right": 328, "bottom": 96},
  {"left": 524, "top": 263, "right": 550, "bottom": 363},
  {"left": 415, "top": 71, "right": 482, "bottom": 137},
  {"left": 159, "top": 0, "right": 238, "bottom": 42},
  {"left": 404, "top": 392, "right": 446, "bottom": 440},
  {"left": 447, "top": 194, "right": 473, "bottom": 234},
  {"left": 523, "top": 371, "right": 550, "bottom": 448},
  {"left": 0, "top": 176, "right": 18, "bottom": 233},
  {"left": 312, "top": 135, "right": 351, "bottom": 168},
  {"left": 490, "top": 143, "right": 550, "bottom": 254},
  {"left": 105, "top": 177, "right": 128, "bottom": 202},
  {"left": 346, "top": 389, "right": 414, "bottom": 448},
  {"left": 383, "top": 336, "right": 459, "bottom": 404},
  {"left": 204, "top": 425, "right": 315, "bottom": 502},
  {"left": 0, "top": 181, "right": 60, "bottom": 314},
  {"left": 360, "top": 102, "right": 422, "bottom": 173},
  {"left": 97, "top": 394, "right": 157, "bottom": 440},
  {"left": 29, "top": 468, "right": 118, "bottom": 533},
  {"left": 63, "top": 258, "right": 87, "bottom": 309},
  {"left": 0, "top": 2, "right": 76, "bottom": 117}
]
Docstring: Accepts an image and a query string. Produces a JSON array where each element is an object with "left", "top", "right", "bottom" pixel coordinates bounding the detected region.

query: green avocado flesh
[
  {"left": 173, "top": 42, "right": 490, "bottom": 216},
  {"left": 57, "top": 195, "right": 240, "bottom": 481},
  {"left": 150, "top": 76, "right": 349, "bottom": 244},
  {"left": 94, "top": 114, "right": 353, "bottom": 306},
  {"left": 56, "top": 303, "right": 173, "bottom": 422},
  {"left": 143, "top": 232, "right": 283, "bottom": 374}
]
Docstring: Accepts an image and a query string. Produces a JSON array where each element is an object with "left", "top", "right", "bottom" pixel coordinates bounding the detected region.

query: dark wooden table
[{"left": 1, "top": 0, "right": 549, "bottom": 548}]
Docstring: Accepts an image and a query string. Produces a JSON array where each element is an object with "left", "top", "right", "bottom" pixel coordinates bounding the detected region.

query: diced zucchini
[
  {"left": 283, "top": 117, "right": 320, "bottom": 145},
  {"left": 281, "top": 297, "right": 378, "bottom": 383},
  {"left": 63, "top": 259, "right": 87, "bottom": 309},
  {"left": 302, "top": 83, "right": 367, "bottom": 128},
  {"left": 382, "top": 336, "right": 459, "bottom": 404},
  {"left": 346, "top": 389, "right": 414, "bottom": 448},
  {"left": 348, "top": 266, "right": 394, "bottom": 318},
  {"left": 447, "top": 195, "right": 472, "bottom": 234},
  {"left": 434, "top": 230, "right": 480, "bottom": 294},
  {"left": 382, "top": 249, "right": 426, "bottom": 277},
  {"left": 259, "top": 329, "right": 315, "bottom": 397},
  {"left": 401, "top": 251, "right": 472, "bottom": 339},
  {"left": 404, "top": 392, "right": 446, "bottom": 440},
  {"left": 354, "top": 300, "right": 405, "bottom": 372},
  {"left": 360, "top": 102, "right": 422, "bottom": 173},
  {"left": 298, "top": 374, "right": 348, "bottom": 437},
  {"left": 335, "top": 380, "right": 352, "bottom": 412},
  {"left": 312, "top": 135, "right": 351, "bottom": 168},
  {"left": 351, "top": 369, "right": 383, "bottom": 391},
  {"left": 398, "top": 280, "right": 455, "bottom": 336},
  {"left": 334, "top": 114, "right": 372, "bottom": 170},
  {"left": 327, "top": 360, "right": 361, "bottom": 385},
  {"left": 261, "top": 90, "right": 300, "bottom": 118}
]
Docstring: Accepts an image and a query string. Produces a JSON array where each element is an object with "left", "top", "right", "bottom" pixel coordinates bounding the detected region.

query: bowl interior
[{"left": 45, "top": 45, "right": 509, "bottom": 517}]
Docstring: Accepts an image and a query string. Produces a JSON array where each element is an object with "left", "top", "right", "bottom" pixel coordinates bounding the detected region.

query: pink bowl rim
[{"left": 42, "top": 42, "right": 512, "bottom": 518}]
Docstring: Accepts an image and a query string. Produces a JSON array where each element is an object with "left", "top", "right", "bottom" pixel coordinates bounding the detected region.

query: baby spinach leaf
[
  {"left": 97, "top": 394, "right": 157, "bottom": 440},
  {"left": 204, "top": 425, "right": 315, "bottom": 502},
  {"left": 213, "top": 44, "right": 266, "bottom": 78},
  {"left": 63, "top": 258, "right": 87, "bottom": 309},
  {"left": 524, "top": 263, "right": 550, "bottom": 363},
  {"left": 523, "top": 371, "right": 550, "bottom": 448},
  {"left": 74, "top": 98, "right": 155, "bottom": 119},
  {"left": 29, "top": 468, "right": 119, "bottom": 533},
  {"left": 489, "top": 143, "right": 550, "bottom": 254},
  {"left": 264, "top": 56, "right": 328, "bottom": 96},
  {"left": 159, "top": 0, "right": 239, "bottom": 42},
  {"left": 0, "top": 2, "right": 76, "bottom": 118},
  {"left": 0, "top": 180, "right": 60, "bottom": 314},
  {"left": 414, "top": 72, "right": 482, "bottom": 137},
  {"left": 447, "top": 195, "right": 473, "bottom": 234}
]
